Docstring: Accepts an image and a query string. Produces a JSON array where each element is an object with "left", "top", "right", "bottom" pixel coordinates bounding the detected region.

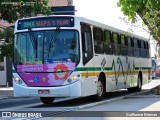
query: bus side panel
[
  {"left": 93, "top": 55, "right": 116, "bottom": 92},
  {"left": 81, "top": 59, "right": 98, "bottom": 97}
]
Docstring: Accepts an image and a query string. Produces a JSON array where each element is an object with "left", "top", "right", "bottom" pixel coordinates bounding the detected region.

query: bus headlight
[
  {"left": 14, "top": 77, "right": 23, "bottom": 84},
  {"left": 67, "top": 75, "right": 79, "bottom": 83},
  {"left": 72, "top": 76, "right": 78, "bottom": 81},
  {"left": 67, "top": 78, "right": 72, "bottom": 83}
]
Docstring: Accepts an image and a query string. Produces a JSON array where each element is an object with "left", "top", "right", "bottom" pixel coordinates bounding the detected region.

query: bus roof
[
  {"left": 16, "top": 15, "right": 149, "bottom": 41},
  {"left": 77, "top": 16, "right": 149, "bottom": 41}
]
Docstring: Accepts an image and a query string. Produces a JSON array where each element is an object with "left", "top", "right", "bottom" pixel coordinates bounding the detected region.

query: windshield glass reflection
[{"left": 14, "top": 30, "right": 79, "bottom": 66}]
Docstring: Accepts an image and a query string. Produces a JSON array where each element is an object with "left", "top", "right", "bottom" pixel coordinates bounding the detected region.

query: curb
[
  {"left": 0, "top": 89, "right": 13, "bottom": 99},
  {"left": 77, "top": 90, "right": 151, "bottom": 110}
]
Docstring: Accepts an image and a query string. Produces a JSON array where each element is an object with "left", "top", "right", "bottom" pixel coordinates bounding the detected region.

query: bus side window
[
  {"left": 93, "top": 27, "right": 104, "bottom": 54},
  {"left": 127, "top": 37, "right": 134, "bottom": 56},
  {"left": 112, "top": 32, "right": 120, "bottom": 55},
  {"left": 146, "top": 42, "right": 150, "bottom": 58},
  {"left": 81, "top": 23, "right": 93, "bottom": 65},
  {"left": 141, "top": 40, "right": 146, "bottom": 58},
  {"left": 121, "top": 34, "right": 128, "bottom": 56},
  {"left": 138, "top": 39, "right": 141, "bottom": 57},
  {"left": 143, "top": 41, "right": 147, "bottom": 58},
  {"left": 104, "top": 30, "right": 112, "bottom": 54},
  {"left": 134, "top": 38, "right": 140, "bottom": 57}
]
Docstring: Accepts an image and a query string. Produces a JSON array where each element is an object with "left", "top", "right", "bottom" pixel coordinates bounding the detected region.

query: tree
[
  {"left": 118, "top": 0, "right": 160, "bottom": 42},
  {"left": 0, "top": 0, "right": 51, "bottom": 60},
  {"left": 0, "top": 0, "right": 51, "bottom": 23},
  {"left": 0, "top": 28, "right": 14, "bottom": 61}
]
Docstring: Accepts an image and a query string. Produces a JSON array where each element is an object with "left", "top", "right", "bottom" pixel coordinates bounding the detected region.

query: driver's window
[{"left": 81, "top": 23, "right": 93, "bottom": 65}]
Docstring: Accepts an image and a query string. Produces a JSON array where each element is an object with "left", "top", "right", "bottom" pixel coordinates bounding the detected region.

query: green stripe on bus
[
  {"left": 75, "top": 66, "right": 151, "bottom": 72},
  {"left": 135, "top": 67, "right": 152, "bottom": 70},
  {"left": 142, "top": 67, "right": 152, "bottom": 70},
  {"left": 104, "top": 67, "right": 112, "bottom": 71},
  {"left": 75, "top": 67, "right": 113, "bottom": 71},
  {"left": 75, "top": 67, "right": 101, "bottom": 71}
]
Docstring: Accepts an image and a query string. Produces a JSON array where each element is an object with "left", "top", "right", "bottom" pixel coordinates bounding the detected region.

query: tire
[
  {"left": 94, "top": 76, "right": 105, "bottom": 101},
  {"left": 40, "top": 97, "right": 55, "bottom": 105},
  {"left": 127, "top": 87, "right": 134, "bottom": 92},
  {"left": 127, "top": 74, "right": 142, "bottom": 92},
  {"left": 134, "top": 74, "right": 142, "bottom": 92}
]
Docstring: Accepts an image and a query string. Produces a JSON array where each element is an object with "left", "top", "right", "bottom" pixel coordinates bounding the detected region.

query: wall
[{"left": 0, "top": 57, "right": 6, "bottom": 86}]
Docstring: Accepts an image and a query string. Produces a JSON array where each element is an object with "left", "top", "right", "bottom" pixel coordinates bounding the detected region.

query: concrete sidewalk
[
  {"left": 0, "top": 87, "right": 13, "bottom": 99},
  {"left": 1, "top": 80, "right": 160, "bottom": 120},
  {"left": 1, "top": 79, "right": 160, "bottom": 98},
  {"left": 49, "top": 80, "right": 160, "bottom": 120}
]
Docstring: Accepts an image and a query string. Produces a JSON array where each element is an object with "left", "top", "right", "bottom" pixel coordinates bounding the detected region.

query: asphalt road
[{"left": 0, "top": 79, "right": 160, "bottom": 120}]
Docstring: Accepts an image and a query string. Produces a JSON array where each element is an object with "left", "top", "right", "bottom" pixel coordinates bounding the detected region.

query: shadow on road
[{"left": 29, "top": 90, "right": 129, "bottom": 108}]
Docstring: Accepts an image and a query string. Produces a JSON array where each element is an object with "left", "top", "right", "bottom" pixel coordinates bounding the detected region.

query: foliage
[
  {"left": 0, "top": 0, "right": 51, "bottom": 60},
  {"left": 118, "top": 0, "right": 160, "bottom": 41},
  {"left": 0, "top": 28, "right": 14, "bottom": 61},
  {"left": 0, "top": 28, "right": 14, "bottom": 60},
  {"left": 0, "top": 0, "right": 51, "bottom": 23},
  {"left": 0, "top": 28, "right": 6, "bottom": 39}
]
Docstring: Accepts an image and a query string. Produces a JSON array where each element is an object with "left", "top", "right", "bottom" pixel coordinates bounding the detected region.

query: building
[
  {"left": 48, "top": 0, "right": 72, "bottom": 6},
  {"left": 0, "top": 20, "right": 10, "bottom": 31},
  {"left": 150, "top": 40, "right": 158, "bottom": 59}
]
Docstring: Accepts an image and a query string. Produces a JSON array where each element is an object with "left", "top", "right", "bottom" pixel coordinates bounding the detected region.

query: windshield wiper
[
  {"left": 25, "top": 70, "right": 73, "bottom": 73},
  {"left": 28, "top": 28, "right": 37, "bottom": 50},
  {"left": 48, "top": 27, "right": 61, "bottom": 54}
]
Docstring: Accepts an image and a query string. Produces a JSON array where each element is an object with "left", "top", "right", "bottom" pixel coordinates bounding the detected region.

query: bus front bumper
[{"left": 13, "top": 81, "right": 82, "bottom": 98}]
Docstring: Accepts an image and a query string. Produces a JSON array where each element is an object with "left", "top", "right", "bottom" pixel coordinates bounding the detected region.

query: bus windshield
[{"left": 14, "top": 30, "right": 79, "bottom": 66}]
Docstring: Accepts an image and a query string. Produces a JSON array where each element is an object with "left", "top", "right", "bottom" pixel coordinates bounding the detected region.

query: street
[
  {"left": 0, "top": 79, "right": 160, "bottom": 120},
  {"left": 0, "top": 89, "right": 138, "bottom": 111}
]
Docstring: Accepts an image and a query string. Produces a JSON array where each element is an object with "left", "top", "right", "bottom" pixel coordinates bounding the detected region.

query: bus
[{"left": 13, "top": 15, "right": 152, "bottom": 104}]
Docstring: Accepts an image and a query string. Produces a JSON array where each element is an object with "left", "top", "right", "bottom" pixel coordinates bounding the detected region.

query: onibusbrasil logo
[
  {"left": 18, "top": 1, "right": 34, "bottom": 6},
  {"left": 18, "top": 1, "right": 25, "bottom": 6}
]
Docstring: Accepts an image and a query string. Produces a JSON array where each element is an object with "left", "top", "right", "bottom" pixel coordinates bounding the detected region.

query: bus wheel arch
[{"left": 95, "top": 72, "right": 106, "bottom": 101}]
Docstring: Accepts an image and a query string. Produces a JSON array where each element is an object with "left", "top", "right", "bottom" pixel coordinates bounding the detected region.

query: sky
[{"left": 73, "top": 0, "right": 149, "bottom": 38}]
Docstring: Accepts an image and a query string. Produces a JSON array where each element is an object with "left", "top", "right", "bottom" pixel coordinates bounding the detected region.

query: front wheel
[
  {"left": 94, "top": 77, "right": 105, "bottom": 101},
  {"left": 40, "top": 97, "right": 55, "bottom": 105}
]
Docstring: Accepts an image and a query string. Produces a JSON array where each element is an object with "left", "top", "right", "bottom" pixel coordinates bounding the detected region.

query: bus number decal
[{"left": 101, "top": 58, "right": 106, "bottom": 70}]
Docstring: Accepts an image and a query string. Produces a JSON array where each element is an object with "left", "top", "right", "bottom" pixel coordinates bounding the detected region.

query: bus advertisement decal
[{"left": 16, "top": 63, "right": 75, "bottom": 86}]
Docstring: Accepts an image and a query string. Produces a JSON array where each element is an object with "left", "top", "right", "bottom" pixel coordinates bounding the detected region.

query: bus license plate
[{"left": 38, "top": 90, "right": 50, "bottom": 94}]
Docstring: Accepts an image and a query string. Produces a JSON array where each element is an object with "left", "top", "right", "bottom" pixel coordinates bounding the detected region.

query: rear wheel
[
  {"left": 128, "top": 74, "right": 142, "bottom": 92},
  {"left": 134, "top": 74, "right": 142, "bottom": 92},
  {"left": 94, "top": 76, "right": 105, "bottom": 101},
  {"left": 40, "top": 97, "right": 55, "bottom": 104}
]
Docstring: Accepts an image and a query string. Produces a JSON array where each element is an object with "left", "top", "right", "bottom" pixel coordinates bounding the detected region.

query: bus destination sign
[{"left": 17, "top": 17, "right": 74, "bottom": 30}]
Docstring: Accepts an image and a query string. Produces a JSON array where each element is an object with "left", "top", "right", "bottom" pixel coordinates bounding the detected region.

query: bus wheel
[
  {"left": 95, "top": 77, "right": 105, "bottom": 101},
  {"left": 134, "top": 74, "right": 142, "bottom": 92},
  {"left": 127, "top": 74, "right": 142, "bottom": 92},
  {"left": 40, "top": 97, "right": 55, "bottom": 105}
]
